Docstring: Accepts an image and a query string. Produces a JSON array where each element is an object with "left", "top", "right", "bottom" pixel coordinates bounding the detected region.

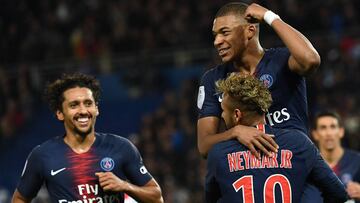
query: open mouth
[
  {"left": 218, "top": 48, "right": 230, "bottom": 56},
  {"left": 74, "top": 116, "right": 91, "bottom": 127}
]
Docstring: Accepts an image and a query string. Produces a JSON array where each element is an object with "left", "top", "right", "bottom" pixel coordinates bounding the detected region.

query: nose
[
  {"left": 79, "top": 103, "right": 88, "bottom": 114},
  {"left": 214, "top": 35, "right": 223, "bottom": 48}
]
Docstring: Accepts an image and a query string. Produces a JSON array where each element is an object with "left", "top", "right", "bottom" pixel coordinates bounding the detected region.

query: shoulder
[
  {"left": 96, "top": 133, "right": 137, "bottom": 151},
  {"left": 275, "top": 128, "right": 313, "bottom": 148},
  {"left": 344, "top": 149, "right": 360, "bottom": 160},
  {"left": 200, "top": 64, "right": 227, "bottom": 82},
  {"left": 209, "top": 140, "right": 244, "bottom": 159},
  {"left": 34, "top": 136, "right": 64, "bottom": 154},
  {"left": 208, "top": 140, "right": 233, "bottom": 170}
]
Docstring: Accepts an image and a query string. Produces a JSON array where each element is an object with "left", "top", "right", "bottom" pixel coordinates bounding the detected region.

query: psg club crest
[
  {"left": 100, "top": 157, "right": 115, "bottom": 171},
  {"left": 259, "top": 74, "right": 273, "bottom": 88},
  {"left": 341, "top": 173, "right": 352, "bottom": 184}
]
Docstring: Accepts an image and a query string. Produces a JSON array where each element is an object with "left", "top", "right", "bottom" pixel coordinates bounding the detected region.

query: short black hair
[
  {"left": 313, "top": 111, "right": 343, "bottom": 129},
  {"left": 215, "top": 2, "right": 249, "bottom": 18},
  {"left": 45, "top": 73, "right": 101, "bottom": 113}
]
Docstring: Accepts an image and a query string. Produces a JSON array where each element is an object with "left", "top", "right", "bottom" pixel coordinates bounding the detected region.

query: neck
[
  {"left": 63, "top": 130, "right": 96, "bottom": 154},
  {"left": 241, "top": 114, "right": 266, "bottom": 127},
  {"left": 233, "top": 40, "right": 264, "bottom": 75},
  {"left": 320, "top": 146, "right": 344, "bottom": 168}
]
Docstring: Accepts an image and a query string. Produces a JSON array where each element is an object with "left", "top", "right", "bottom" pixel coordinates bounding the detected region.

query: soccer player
[
  {"left": 205, "top": 73, "right": 348, "bottom": 203},
  {"left": 312, "top": 111, "right": 360, "bottom": 202},
  {"left": 197, "top": 2, "right": 321, "bottom": 158},
  {"left": 12, "top": 73, "right": 163, "bottom": 203}
]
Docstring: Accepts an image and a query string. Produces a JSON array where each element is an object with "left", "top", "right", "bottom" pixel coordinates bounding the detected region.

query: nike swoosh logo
[{"left": 51, "top": 168, "right": 66, "bottom": 176}]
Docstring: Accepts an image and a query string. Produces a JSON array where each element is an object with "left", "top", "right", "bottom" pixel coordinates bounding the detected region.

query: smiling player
[{"left": 12, "top": 73, "right": 163, "bottom": 203}]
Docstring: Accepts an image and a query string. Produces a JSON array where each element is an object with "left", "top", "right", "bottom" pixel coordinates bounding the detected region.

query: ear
[
  {"left": 311, "top": 129, "right": 319, "bottom": 141},
  {"left": 339, "top": 127, "right": 345, "bottom": 139},
  {"left": 234, "top": 109, "right": 242, "bottom": 123},
  {"left": 56, "top": 110, "right": 64, "bottom": 121},
  {"left": 246, "top": 24, "right": 257, "bottom": 40},
  {"left": 95, "top": 105, "right": 99, "bottom": 116}
]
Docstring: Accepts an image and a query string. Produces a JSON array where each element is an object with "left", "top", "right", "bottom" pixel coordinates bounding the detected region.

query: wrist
[
  {"left": 122, "top": 181, "right": 132, "bottom": 193},
  {"left": 263, "top": 10, "right": 280, "bottom": 25},
  {"left": 230, "top": 125, "right": 241, "bottom": 139}
]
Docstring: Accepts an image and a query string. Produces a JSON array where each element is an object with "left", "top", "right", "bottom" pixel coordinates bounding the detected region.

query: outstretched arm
[
  {"left": 197, "top": 117, "right": 278, "bottom": 158},
  {"left": 96, "top": 172, "right": 163, "bottom": 203},
  {"left": 245, "top": 3, "right": 321, "bottom": 76}
]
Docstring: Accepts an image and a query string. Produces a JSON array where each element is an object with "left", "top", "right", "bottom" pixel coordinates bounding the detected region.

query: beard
[{"left": 73, "top": 125, "right": 93, "bottom": 138}]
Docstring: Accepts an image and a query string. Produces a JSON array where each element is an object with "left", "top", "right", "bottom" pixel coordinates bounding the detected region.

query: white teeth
[
  {"left": 219, "top": 48, "right": 229, "bottom": 55},
  {"left": 78, "top": 118, "right": 89, "bottom": 122}
]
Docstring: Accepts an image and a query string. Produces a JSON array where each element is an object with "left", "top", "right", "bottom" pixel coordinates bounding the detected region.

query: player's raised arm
[
  {"left": 245, "top": 3, "right": 321, "bottom": 76},
  {"left": 11, "top": 190, "right": 32, "bottom": 203},
  {"left": 96, "top": 172, "right": 163, "bottom": 203}
]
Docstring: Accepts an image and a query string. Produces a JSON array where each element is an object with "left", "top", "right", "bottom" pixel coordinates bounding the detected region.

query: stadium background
[{"left": 0, "top": 0, "right": 359, "bottom": 202}]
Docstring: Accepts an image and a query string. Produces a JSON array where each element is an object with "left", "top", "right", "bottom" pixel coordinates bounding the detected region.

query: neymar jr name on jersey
[{"left": 227, "top": 150, "right": 293, "bottom": 172}]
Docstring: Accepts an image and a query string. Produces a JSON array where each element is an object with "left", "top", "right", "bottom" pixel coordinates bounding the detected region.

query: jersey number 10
[{"left": 233, "top": 174, "right": 291, "bottom": 203}]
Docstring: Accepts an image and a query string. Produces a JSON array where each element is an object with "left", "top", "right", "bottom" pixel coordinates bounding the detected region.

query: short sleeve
[
  {"left": 198, "top": 70, "right": 222, "bottom": 119},
  {"left": 17, "top": 145, "right": 44, "bottom": 199},
  {"left": 123, "top": 141, "right": 153, "bottom": 186}
]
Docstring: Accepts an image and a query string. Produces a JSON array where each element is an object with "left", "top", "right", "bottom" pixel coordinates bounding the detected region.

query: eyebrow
[{"left": 213, "top": 27, "right": 231, "bottom": 35}]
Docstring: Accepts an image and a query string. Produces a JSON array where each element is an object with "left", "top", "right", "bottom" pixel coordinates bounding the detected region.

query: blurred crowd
[
  {"left": 134, "top": 80, "right": 204, "bottom": 202},
  {"left": 1, "top": 0, "right": 360, "bottom": 202},
  {"left": 0, "top": 66, "right": 38, "bottom": 142},
  {"left": 1, "top": 0, "right": 359, "bottom": 64}
]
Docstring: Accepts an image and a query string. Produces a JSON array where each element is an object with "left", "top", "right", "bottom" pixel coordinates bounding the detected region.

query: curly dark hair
[{"left": 45, "top": 73, "right": 101, "bottom": 113}]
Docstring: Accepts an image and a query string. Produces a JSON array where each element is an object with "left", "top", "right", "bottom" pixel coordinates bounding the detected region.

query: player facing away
[
  {"left": 205, "top": 73, "right": 348, "bottom": 203},
  {"left": 197, "top": 2, "right": 321, "bottom": 158},
  {"left": 311, "top": 111, "right": 360, "bottom": 203},
  {"left": 12, "top": 73, "right": 163, "bottom": 203}
]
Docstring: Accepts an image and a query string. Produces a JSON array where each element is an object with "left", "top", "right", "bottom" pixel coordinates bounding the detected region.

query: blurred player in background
[
  {"left": 12, "top": 73, "right": 163, "bottom": 203},
  {"left": 205, "top": 73, "right": 348, "bottom": 203},
  {"left": 197, "top": 2, "right": 320, "bottom": 157},
  {"left": 312, "top": 111, "right": 360, "bottom": 202}
]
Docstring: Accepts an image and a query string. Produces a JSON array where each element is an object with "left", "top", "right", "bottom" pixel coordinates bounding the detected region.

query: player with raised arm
[
  {"left": 205, "top": 73, "right": 348, "bottom": 203},
  {"left": 197, "top": 2, "right": 320, "bottom": 158},
  {"left": 12, "top": 73, "right": 163, "bottom": 203}
]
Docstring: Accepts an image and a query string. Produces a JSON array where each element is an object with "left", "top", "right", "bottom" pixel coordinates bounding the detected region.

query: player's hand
[
  {"left": 347, "top": 181, "right": 360, "bottom": 200},
  {"left": 231, "top": 125, "right": 278, "bottom": 159},
  {"left": 95, "top": 172, "right": 128, "bottom": 192},
  {"left": 244, "top": 3, "right": 269, "bottom": 23}
]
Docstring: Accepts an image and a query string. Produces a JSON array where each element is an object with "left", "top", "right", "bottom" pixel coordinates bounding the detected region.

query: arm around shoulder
[
  {"left": 197, "top": 117, "right": 234, "bottom": 158},
  {"left": 197, "top": 117, "right": 278, "bottom": 158}
]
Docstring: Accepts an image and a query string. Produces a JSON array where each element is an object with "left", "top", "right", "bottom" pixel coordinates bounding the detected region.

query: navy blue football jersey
[
  {"left": 197, "top": 48, "right": 309, "bottom": 134},
  {"left": 17, "top": 133, "right": 152, "bottom": 203},
  {"left": 205, "top": 125, "right": 348, "bottom": 203},
  {"left": 333, "top": 149, "right": 360, "bottom": 184},
  {"left": 310, "top": 149, "right": 360, "bottom": 203}
]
